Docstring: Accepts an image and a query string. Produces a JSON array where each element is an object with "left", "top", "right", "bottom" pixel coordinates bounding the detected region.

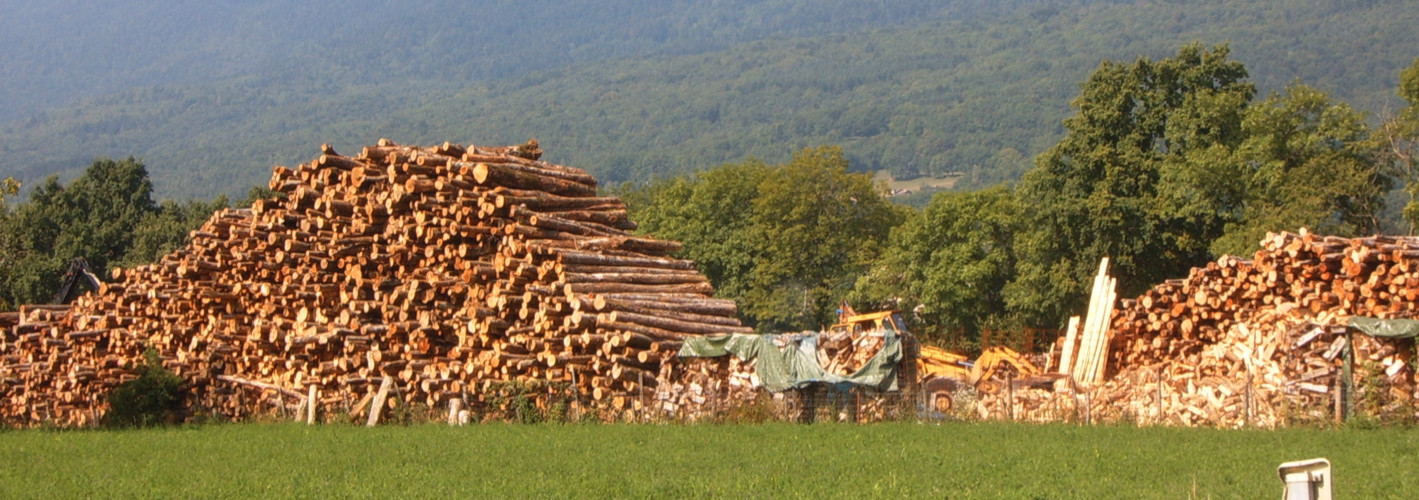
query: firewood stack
[
  {"left": 817, "top": 331, "right": 886, "bottom": 376},
  {"left": 650, "top": 356, "right": 760, "bottom": 421},
  {"left": 973, "top": 230, "right": 1418, "bottom": 427},
  {"left": 0, "top": 139, "right": 754, "bottom": 427}
]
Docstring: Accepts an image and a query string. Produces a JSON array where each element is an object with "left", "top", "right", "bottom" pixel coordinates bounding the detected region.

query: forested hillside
[
  {"left": 0, "top": 0, "right": 989, "bottom": 122},
  {"left": 2, "top": 0, "right": 1417, "bottom": 200}
]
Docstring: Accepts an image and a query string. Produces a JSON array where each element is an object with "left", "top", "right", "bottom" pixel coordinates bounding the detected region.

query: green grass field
[{"left": 2, "top": 421, "right": 1415, "bottom": 499}]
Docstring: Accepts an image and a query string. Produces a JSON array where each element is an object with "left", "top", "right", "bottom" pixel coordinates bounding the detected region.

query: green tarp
[
  {"left": 677, "top": 331, "right": 902, "bottom": 392},
  {"left": 1347, "top": 317, "right": 1419, "bottom": 339}
]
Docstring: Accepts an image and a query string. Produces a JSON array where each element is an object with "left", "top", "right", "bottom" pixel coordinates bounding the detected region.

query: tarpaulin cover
[
  {"left": 677, "top": 331, "right": 902, "bottom": 392},
  {"left": 1347, "top": 317, "right": 1419, "bottom": 339}
]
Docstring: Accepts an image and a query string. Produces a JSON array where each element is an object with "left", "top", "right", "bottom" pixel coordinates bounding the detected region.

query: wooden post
[
  {"left": 447, "top": 398, "right": 463, "bottom": 426},
  {"left": 1156, "top": 367, "right": 1164, "bottom": 426},
  {"left": 1059, "top": 316, "right": 1081, "bottom": 376},
  {"left": 1244, "top": 371, "right": 1253, "bottom": 428},
  {"left": 367, "top": 377, "right": 392, "bottom": 427},
  {"left": 1333, "top": 373, "right": 1343, "bottom": 423},
  {"left": 306, "top": 384, "right": 318, "bottom": 425},
  {"left": 1006, "top": 372, "right": 1014, "bottom": 421},
  {"left": 1084, "top": 385, "right": 1092, "bottom": 426}
]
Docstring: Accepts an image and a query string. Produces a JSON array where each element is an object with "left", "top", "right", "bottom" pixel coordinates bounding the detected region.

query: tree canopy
[
  {"left": 1210, "top": 84, "right": 1388, "bottom": 255},
  {"left": 0, "top": 159, "right": 228, "bottom": 309},
  {"left": 626, "top": 146, "right": 904, "bottom": 332},
  {"left": 1383, "top": 57, "right": 1419, "bottom": 233},
  {"left": 629, "top": 43, "right": 1409, "bottom": 341},
  {"left": 1005, "top": 43, "right": 1255, "bottom": 328},
  {"left": 850, "top": 186, "right": 1019, "bottom": 349}
]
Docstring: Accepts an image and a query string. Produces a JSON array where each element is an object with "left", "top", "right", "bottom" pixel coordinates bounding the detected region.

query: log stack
[
  {"left": 973, "top": 230, "right": 1418, "bottom": 427},
  {"left": 0, "top": 139, "right": 753, "bottom": 427}
]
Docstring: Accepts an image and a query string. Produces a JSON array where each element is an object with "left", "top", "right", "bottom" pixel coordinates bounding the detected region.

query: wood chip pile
[
  {"left": 974, "top": 231, "right": 1418, "bottom": 427},
  {"left": 0, "top": 140, "right": 755, "bottom": 427}
]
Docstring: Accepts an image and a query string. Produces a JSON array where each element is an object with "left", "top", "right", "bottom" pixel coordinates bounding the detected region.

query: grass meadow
[{"left": 2, "top": 421, "right": 1415, "bottom": 499}]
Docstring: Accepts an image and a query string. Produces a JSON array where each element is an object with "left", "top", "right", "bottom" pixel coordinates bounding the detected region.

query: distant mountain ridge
[{"left": 2, "top": 0, "right": 1416, "bottom": 199}]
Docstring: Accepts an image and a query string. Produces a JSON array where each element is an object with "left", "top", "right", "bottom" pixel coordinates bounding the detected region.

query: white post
[
  {"left": 366, "top": 377, "right": 392, "bottom": 427},
  {"left": 306, "top": 385, "right": 318, "bottom": 425},
  {"left": 447, "top": 398, "right": 463, "bottom": 426}
]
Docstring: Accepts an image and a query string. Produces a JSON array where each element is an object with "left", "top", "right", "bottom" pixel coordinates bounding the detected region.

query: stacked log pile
[
  {"left": 0, "top": 139, "right": 753, "bottom": 427},
  {"left": 974, "top": 231, "right": 1418, "bottom": 427}
]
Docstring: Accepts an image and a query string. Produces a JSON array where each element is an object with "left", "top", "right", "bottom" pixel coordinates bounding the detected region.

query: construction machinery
[
  {"left": 826, "top": 309, "right": 908, "bottom": 337},
  {"left": 828, "top": 305, "right": 1049, "bottom": 414},
  {"left": 53, "top": 257, "right": 101, "bottom": 304},
  {"left": 917, "top": 344, "right": 1044, "bottom": 413}
]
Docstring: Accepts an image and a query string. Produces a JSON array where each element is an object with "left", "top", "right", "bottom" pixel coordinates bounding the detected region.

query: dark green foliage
[
  {"left": 103, "top": 348, "right": 186, "bottom": 428},
  {"left": 1007, "top": 43, "right": 1255, "bottom": 328},
  {"left": 0, "top": 158, "right": 158, "bottom": 307},
  {"left": 0, "top": 158, "right": 240, "bottom": 309},
  {"left": 1384, "top": 57, "right": 1419, "bottom": 234},
  {"left": 116, "top": 197, "right": 229, "bottom": 269},
  {"left": 1006, "top": 45, "right": 1389, "bottom": 329},
  {"left": 852, "top": 187, "right": 1021, "bottom": 348},
  {"left": 621, "top": 160, "right": 770, "bottom": 306},
  {"left": 626, "top": 146, "right": 904, "bottom": 332},
  {"left": 743, "top": 147, "right": 905, "bottom": 330},
  {"left": 623, "top": 43, "right": 1408, "bottom": 337},
  {"left": 1210, "top": 83, "right": 1388, "bottom": 256}
]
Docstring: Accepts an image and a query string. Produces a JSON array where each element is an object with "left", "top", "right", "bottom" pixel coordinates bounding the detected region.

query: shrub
[{"left": 104, "top": 348, "right": 186, "bottom": 428}]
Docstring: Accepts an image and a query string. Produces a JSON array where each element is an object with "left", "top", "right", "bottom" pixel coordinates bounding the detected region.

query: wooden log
[
  {"left": 366, "top": 377, "right": 393, "bottom": 427},
  {"left": 471, "top": 163, "right": 597, "bottom": 198},
  {"left": 552, "top": 249, "right": 696, "bottom": 270},
  {"left": 591, "top": 294, "right": 739, "bottom": 317},
  {"left": 215, "top": 375, "right": 305, "bottom": 401},
  {"left": 599, "top": 310, "right": 751, "bottom": 336},
  {"left": 589, "top": 297, "right": 741, "bottom": 327},
  {"left": 562, "top": 270, "right": 710, "bottom": 286},
  {"left": 565, "top": 281, "right": 713, "bottom": 296}
]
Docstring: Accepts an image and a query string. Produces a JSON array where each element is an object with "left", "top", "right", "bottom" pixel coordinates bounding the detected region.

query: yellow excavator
[
  {"left": 917, "top": 344, "right": 1044, "bottom": 413},
  {"left": 825, "top": 309, "right": 907, "bottom": 337},
  {"left": 828, "top": 305, "right": 1047, "bottom": 414}
]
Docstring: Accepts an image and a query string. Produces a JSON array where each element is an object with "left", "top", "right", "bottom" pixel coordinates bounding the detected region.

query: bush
[{"left": 104, "top": 348, "right": 186, "bottom": 428}]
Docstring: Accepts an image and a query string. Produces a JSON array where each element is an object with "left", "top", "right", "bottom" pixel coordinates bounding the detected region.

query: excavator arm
[
  {"left": 967, "top": 345, "right": 1041, "bottom": 386},
  {"left": 53, "top": 257, "right": 101, "bottom": 304}
]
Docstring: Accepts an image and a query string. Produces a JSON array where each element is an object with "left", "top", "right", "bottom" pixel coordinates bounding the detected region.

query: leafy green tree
[
  {"left": 0, "top": 158, "right": 159, "bottom": 306},
  {"left": 744, "top": 146, "right": 905, "bottom": 331},
  {"left": 626, "top": 146, "right": 904, "bottom": 332},
  {"left": 1381, "top": 57, "right": 1419, "bottom": 233},
  {"left": 623, "top": 160, "right": 770, "bottom": 303},
  {"left": 1005, "top": 43, "right": 1255, "bottom": 328},
  {"left": 851, "top": 186, "right": 1019, "bottom": 349},
  {"left": 0, "top": 159, "right": 254, "bottom": 308},
  {"left": 0, "top": 178, "right": 19, "bottom": 310},
  {"left": 1210, "top": 84, "right": 1388, "bottom": 256}
]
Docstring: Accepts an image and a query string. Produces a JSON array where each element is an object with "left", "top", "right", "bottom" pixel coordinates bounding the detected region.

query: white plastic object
[{"left": 1277, "top": 458, "right": 1331, "bottom": 500}]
